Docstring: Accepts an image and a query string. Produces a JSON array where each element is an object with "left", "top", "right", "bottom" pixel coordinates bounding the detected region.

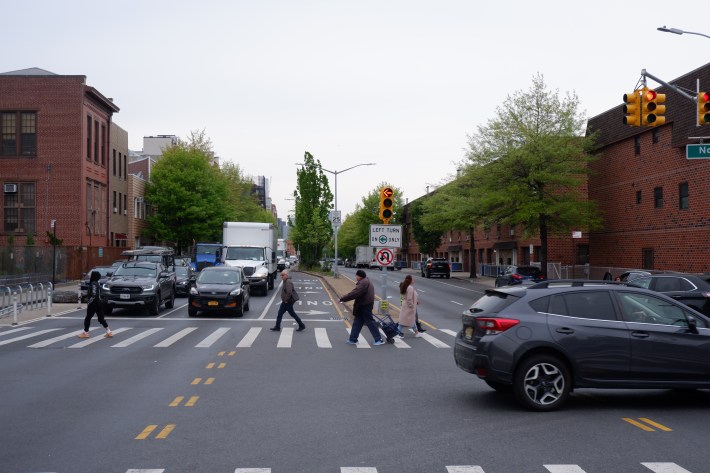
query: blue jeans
[
  {"left": 275, "top": 302, "right": 305, "bottom": 329},
  {"left": 349, "top": 302, "right": 382, "bottom": 343}
]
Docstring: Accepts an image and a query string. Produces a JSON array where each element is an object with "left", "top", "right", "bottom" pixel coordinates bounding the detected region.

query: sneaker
[
  {"left": 346, "top": 339, "right": 357, "bottom": 345},
  {"left": 104, "top": 331, "right": 113, "bottom": 338},
  {"left": 270, "top": 327, "right": 280, "bottom": 331},
  {"left": 409, "top": 328, "right": 418, "bottom": 335},
  {"left": 77, "top": 332, "right": 90, "bottom": 339},
  {"left": 414, "top": 332, "right": 423, "bottom": 338},
  {"left": 373, "top": 340, "right": 386, "bottom": 346},
  {"left": 394, "top": 334, "right": 404, "bottom": 340},
  {"left": 296, "top": 326, "right": 306, "bottom": 332},
  {"left": 417, "top": 328, "right": 427, "bottom": 333}
]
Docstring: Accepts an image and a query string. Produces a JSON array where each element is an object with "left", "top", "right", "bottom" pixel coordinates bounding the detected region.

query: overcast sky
[{"left": 5, "top": 0, "right": 708, "bottom": 220}]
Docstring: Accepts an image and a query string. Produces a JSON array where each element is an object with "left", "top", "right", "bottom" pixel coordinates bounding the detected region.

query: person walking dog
[
  {"left": 78, "top": 270, "right": 113, "bottom": 339},
  {"left": 271, "top": 271, "right": 306, "bottom": 332},
  {"left": 339, "top": 269, "right": 385, "bottom": 346}
]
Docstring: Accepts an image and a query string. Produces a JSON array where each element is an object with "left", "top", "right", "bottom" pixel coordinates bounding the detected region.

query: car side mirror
[
  {"left": 688, "top": 316, "right": 699, "bottom": 334},
  {"left": 107, "top": 272, "right": 113, "bottom": 277},
  {"left": 159, "top": 271, "right": 170, "bottom": 278}
]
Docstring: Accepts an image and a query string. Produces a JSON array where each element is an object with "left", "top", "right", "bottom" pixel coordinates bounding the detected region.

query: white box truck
[
  {"left": 222, "top": 222, "right": 277, "bottom": 296},
  {"left": 355, "top": 245, "right": 374, "bottom": 268}
]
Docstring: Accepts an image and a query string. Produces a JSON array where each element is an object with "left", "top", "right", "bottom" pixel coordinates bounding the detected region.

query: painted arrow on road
[{"left": 298, "top": 310, "right": 331, "bottom": 316}]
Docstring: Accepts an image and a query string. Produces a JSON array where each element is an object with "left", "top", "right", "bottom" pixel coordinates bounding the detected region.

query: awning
[
  {"left": 115, "top": 233, "right": 128, "bottom": 240},
  {"left": 493, "top": 241, "right": 517, "bottom": 250}
]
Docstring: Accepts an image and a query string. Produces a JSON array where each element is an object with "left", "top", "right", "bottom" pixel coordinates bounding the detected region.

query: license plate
[
  {"left": 464, "top": 327, "right": 473, "bottom": 339},
  {"left": 208, "top": 300, "right": 218, "bottom": 306},
  {"left": 120, "top": 294, "right": 130, "bottom": 300}
]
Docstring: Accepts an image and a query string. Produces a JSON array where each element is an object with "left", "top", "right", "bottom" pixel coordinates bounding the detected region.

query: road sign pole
[{"left": 381, "top": 269, "right": 388, "bottom": 318}]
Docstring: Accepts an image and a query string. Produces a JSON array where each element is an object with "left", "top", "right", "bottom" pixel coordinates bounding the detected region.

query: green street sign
[{"left": 687, "top": 144, "right": 710, "bottom": 159}]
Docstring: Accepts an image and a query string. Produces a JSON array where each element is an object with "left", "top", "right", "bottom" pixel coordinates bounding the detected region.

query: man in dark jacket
[
  {"left": 339, "top": 269, "right": 384, "bottom": 346},
  {"left": 271, "top": 271, "right": 306, "bottom": 332}
]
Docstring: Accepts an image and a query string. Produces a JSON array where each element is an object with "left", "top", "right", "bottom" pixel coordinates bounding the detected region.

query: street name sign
[
  {"left": 687, "top": 144, "right": 710, "bottom": 159},
  {"left": 369, "top": 224, "right": 402, "bottom": 248}
]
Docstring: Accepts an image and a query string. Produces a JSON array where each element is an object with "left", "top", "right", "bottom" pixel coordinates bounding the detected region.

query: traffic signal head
[
  {"left": 698, "top": 92, "right": 710, "bottom": 125},
  {"left": 379, "top": 187, "right": 394, "bottom": 224},
  {"left": 623, "top": 91, "right": 641, "bottom": 126},
  {"left": 641, "top": 88, "right": 666, "bottom": 127}
]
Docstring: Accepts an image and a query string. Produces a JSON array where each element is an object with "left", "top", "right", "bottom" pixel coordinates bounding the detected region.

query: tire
[
  {"left": 426, "top": 272, "right": 431, "bottom": 278},
  {"left": 188, "top": 307, "right": 197, "bottom": 317},
  {"left": 445, "top": 274, "right": 450, "bottom": 279},
  {"left": 485, "top": 380, "right": 512, "bottom": 392},
  {"left": 233, "top": 301, "right": 244, "bottom": 318},
  {"left": 165, "top": 288, "right": 175, "bottom": 309},
  {"left": 148, "top": 293, "right": 160, "bottom": 315},
  {"left": 268, "top": 275, "right": 274, "bottom": 290},
  {"left": 513, "top": 355, "right": 571, "bottom": 412}
]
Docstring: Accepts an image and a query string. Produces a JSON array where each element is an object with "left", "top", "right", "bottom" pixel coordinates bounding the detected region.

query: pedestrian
[
  {"left": 339, "top": 269, "right": 385, "bottom": 346},
  {"left": 397, "top": 275, "right": 422, "bottom": 338},
  {"left": 78, "top": 270, "right": 113, "bottom": 339},
  {"left": 271, "top": 270, "right": 306, "bottom": 332}
]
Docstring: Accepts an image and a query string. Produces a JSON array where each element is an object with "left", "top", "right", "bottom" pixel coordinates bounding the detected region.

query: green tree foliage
[
  {"left": 411, "top": 198, "right": 445, "bottom": 257},
  {"left": 464, "top": 73, "right": 601, "bottom": 276},
  {"left": 144, "top": 133, "right": 233, "bottom": 254},
  {"left": 290, "top": 152, "right": 334, "bottom": 267},
  {"left": 221, "top": 161, "right": 275, "bottom": 225}
]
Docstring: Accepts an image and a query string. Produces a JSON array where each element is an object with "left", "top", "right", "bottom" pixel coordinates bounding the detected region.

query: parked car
[
  {"left": 494, "top": 265, "right": 544, "bottom": 287},
  {"left": 626, "top": 273, "right": 710, "bottom": 317},
  {"left": 188, "top": 266, "right": 250, "bottom": 317},
  {"left": 616, "top": 270, "right": 653, "bottom": 282},
  {"left": 174, "top": 265, "right": 194, "bottom": 297},
  {"left": 453, "top": 280, "right": 710, "bottom": 411},
  {"left": 101, "top": 261, "right": 176, "bottom": 315},
  {"left": 79, "top": 266, "right": 113, "bottom": 302},
  {"left": 421, "top": 258, "right": 451, "bottom": 278}
]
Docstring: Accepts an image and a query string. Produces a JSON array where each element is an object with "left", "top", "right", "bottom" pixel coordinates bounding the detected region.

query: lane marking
[
  {"left": 195, "top": 327, "right": 230, "bottom": 348},
  {"left": 126, "top": 469, "right": 165, "bottom": 473},
  {"left": 111, "top": 328, "right": 163, "bottom": 347},
  {"left": 68, "top": 327, "right": 132, "bottom": 348},
  {"left": 191, "top": 378, "right": 202, "bottom": 385},
  {"left": 277, "top": 327, "right": 294, "bottom": 348},
  {"left": 545, "top": 466, "right": 588, "bottom": 473},
  {"left": 205, "top": 377, "right": 215, "bottom": 385},
  {"left": 341, "top": 469, "right": 378, "bottom": 473},
  {"left": 258, "top": 281, "right": 283, "bottom": 320},
  {"left": 236, "top": 327, "right": 261, "bottom": 348},
  {"left": 447, "top": 467, "right": 486, "bottom": 473},
  {"left": 206, "top": 362, "right": 215, "bottom": 369},
  {"left": 420, "top": 332, "right": 451, "bottom": 348},
  {"left": 135, "top": 425, "right": 157, "bottom": 440},
  {"left": 234, "top": 469, "right": 271, "bottom": 473},
  {"left": 638, "top": 418, "right": 672, "bottom": 431},
  {"left": 315, "top": 327, "right": 331, "bottom": 348},
  {"left": 0, "top": 327, "right": 32, "bottom": 337},
  {"left": 28, "top": 327, "right": 102, "bottom": 348},
  {"left": 450, "top": 300, "right": 464, "bottom": 306},
  {"left": 154, "top": 327, "right": 197, "bottom": 347},
  {"left": 155, "top": 424, "right": 175, "bottom": 439},
  {"left": 440, "top": 329, "right": 458, "bottom": 337},
  {"left": 0, "top": 328, "right": 62, "bottom": 346},
  {"left": 642, "top": 463, "right": 693, "bottom": 473},
  {"left": 622, "top": 418, "right": 655, "bottom": 432},
  {"left": 169, "top": 396, "right": 184, "bottom": 407},
  {"left": 185, "top": 396, "right": 199, "bottom": 407}
]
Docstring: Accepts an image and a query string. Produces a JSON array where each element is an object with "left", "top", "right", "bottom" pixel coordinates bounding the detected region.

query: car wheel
[
  {"left": 426, "top": 271, "right": 431, "bottom": 278},
  {"left": 445, "top": 273, "right": 450, "bottom": 279},
  {"left": 268, "top": 275, "right": 274, "bottom": 290},
  {"left": 188, "top": 307, "right": 197, "bottom": 317},
  {"left": 165, "top": 288, "right": 175, "bottom": 309},
  {"left": 513, "top": 355, "right": 570, "bottom": 412},
  {"left": 148, "top": 293, "right": 160, "bottom": 315},
  {"left": 485, "top": 380, "right": 512, "bottom": 392},
  {"left": 234, "top": 300, "right": 244, "bottom": 318}
]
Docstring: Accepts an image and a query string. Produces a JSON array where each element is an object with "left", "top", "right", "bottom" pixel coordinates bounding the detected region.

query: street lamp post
[
  {"left": 657, "top": 26, "right": 710, "bottom": 39},
  {"left": 321, "top": 163, "right": 376, "bottom": 278}
]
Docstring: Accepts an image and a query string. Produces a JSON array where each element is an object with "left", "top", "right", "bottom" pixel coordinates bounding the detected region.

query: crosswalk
[
  {"left": 0, "top": 324, "right": 453, "bottom": 350},
  {"left": 119, "top": 463, "right": 695, "bottom": 473}
]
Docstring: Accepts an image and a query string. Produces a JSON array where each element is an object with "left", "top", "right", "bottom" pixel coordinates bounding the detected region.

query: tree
[
  {"left": 221, "top": 161, "right": 275, "bottom": 224},
  {"left": 144, "top": 133, "right": 233, "bottom": 254},
  {"left": 290, "top": 152, "right": 333, "bottom": 267},
  {"left": 464, "top": 73, "right": 601, "bottom": 276},
  {"left": 411, "top": 198, "right": 446, "bottom": 259}
]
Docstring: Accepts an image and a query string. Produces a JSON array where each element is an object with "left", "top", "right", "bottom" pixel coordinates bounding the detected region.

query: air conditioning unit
[
  {"left": 4, "top": 183, "right": 17, "bottom": 193},
  {"left": 509, "top": 229, "right": 515, "bottom": 236},
  {"left": 113, "top": 208, "right": 118, "bottom": 213},
  {"left": 123, "top": 210, "right": 127, "bottom": 215}
]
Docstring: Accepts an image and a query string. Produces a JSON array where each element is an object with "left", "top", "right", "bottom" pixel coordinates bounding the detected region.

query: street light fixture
[{"left": 657, "top": 26, "right": 710, "bottom": 39}]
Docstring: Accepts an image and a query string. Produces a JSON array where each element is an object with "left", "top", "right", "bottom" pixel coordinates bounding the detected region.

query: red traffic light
[{"left": 645, "top": 89, "right": 658, "bottom": 101}]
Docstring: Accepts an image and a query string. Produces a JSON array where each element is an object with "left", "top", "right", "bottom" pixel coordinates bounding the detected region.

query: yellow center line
[
  {"left": 155, "top": 424, "right": 176, "bottom": 439},
  {"left": 218, "top": 351, "right": 226, "bottom": 356},
  {"left": 228, "top": 351, "right": 236, "bottom": 356},
  {"left": 135, "top": 425, "right": 157, "bottom": 440},
  {"left": 191, "top": 378, "right": 202, "bottom": 385},
  {"left": 169, "top": 396, "right": 184, "bottom": 407},
  {"left": 206, "top": 362, "right": 215, "bottom": 369},
  {"left": 622, "top": 417, "right": 656, "bottom": 431},
  {"left": 639, "top": 418, "right": 672, "bottom": 431},
  {"left": 205, "top": 377, "right": 215, "bottom": 385},
  {"left": 185, "top": 396, "right": 199, "bottom": 407},
  {"left": 218, "top": 362, "right": 226, "bottom": 369}
]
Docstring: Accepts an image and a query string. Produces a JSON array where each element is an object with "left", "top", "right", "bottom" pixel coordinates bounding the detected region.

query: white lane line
[
  {"left": 545, "top": 466, "right": 588, "bottom": 473},
  {"left": 195, "top": 327, "right": 231, "bottom": 348},
  {"left": 258, "top": 281, "right": 283, "bottom": 320},
  {"left": 341, "top": 468, "right": 378, "bottom": 473},
  {"left": 277, "top": 327, "right": 294, "bottom": 348},
  {"left": 127, "top": 470, "right": 165, "bottom": 473},
  {"left": 447, "top": 467, "right": 486, "bottom": 473},
  {"left": 29, "top": 327, "right": 102, "bottom": 348},
  {"left": 153, "top": 327, "right": 197, "bottom": 347},
  {"left": 234, "top": 469, "right": 271, "bottom": 473},
  {"left": 346, "top": 328, "right": 371, "bottom": 348},
  {"left": 315, "top": 327, "right": 331, "bottom": 348},
  {"left": 236, "top": 327, "right": 262, "bottom": 348},
  {"left": 68, "top": 327, "right": 132, "bottom": 348},
  {"left": 0, "top": 329, "right": 62, "bottom": 346},
  {"left": 450, "top": 300, "right": 464, "bottom": 306},
  {"left": 0, "top": 327, "right": 32, "bottom": 337},
  {"left": 420, "top": 332, "right": 451, "bottom": 348},
  {"left": 642, "top": 463, "right": 693, "bottom": 473},
  {"left": 111, "top": 328, "right": 164, "bottom": 348},
  {"left": 439, "top": 329, "right": 458, "bottom": 337},
  {"left": 156, "top": 301, "right": 189, "bottom": 318}
]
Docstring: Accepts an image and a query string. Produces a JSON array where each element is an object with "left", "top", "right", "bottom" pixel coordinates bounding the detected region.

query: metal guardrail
[{"left": 0, "top": 282, "right": 53, "bottom": 325}]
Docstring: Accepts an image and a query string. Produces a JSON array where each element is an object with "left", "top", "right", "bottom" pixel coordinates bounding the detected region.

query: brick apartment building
[{"left": 403, "top": 61, "right": 710, "bottom": 275}]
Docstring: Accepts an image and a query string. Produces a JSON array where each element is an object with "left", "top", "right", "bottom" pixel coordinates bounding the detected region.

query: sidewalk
[{"left": 0, "top": 281, "right": 82, "bottom": 327}]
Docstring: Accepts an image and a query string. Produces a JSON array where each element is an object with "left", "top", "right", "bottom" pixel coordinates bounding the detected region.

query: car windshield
[
  {"left": 113, "top": 266, "right": 157, "bottom": 277},
  {"left": 132, "top": 255, "right": 162, "bottom": 263},
  {"left": 196, "top": 245, "right": 222, "bottom": 255},
  {"left": 225, "top": 247, "right": 264, "bottom": 261},
  {"left": 92, "top": 268, "right": 112, "bottom": 277},
  {"left": 517, "top": 267, "right": 541, "bottom": 276},
  {"left": 198, "top": 270, "right": 241, "bottom": 285},
  {"left": 175, "top": 267, "right": 189, "bottom": 277}
]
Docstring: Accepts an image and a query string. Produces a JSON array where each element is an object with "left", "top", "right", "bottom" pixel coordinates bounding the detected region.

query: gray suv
[
  {"left": 102, "top": 261, "right": 176, "bottom": 315},
  {"left": 454, "top": 280, "right": 710, "bottom": 411}
]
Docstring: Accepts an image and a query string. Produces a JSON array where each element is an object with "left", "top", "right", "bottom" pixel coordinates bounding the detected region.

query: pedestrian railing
[{"left": 0, "top": 282, "right": 53, "bottom": 325}]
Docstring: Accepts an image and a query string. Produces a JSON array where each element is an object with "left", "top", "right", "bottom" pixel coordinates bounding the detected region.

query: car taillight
[
  {"left": 475, "top": 317, "right": 520, "bottom": 335},
  {"left": 512, "top": 274, "right": 522, "bottom": 280}
]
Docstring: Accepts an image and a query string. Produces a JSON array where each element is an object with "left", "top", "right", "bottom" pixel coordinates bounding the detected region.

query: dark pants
[
  {"left": 349, "top": 302, "right": 382, "bottom": 343},
  {"left": 275, "top": 302, "right": 305, "bottom": 329},
  {"left": 84, "top": 302, "right": 108, "bottom": 332}
]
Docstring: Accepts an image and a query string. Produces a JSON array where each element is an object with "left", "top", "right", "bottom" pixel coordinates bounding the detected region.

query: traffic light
[
  {"left": 641, "top": 88, "right": 666, "bottom": 127},
  {"left": 379, "top": 187, "right": 394, "bottom": 224},
  {"left": 623, "top": 90, "right": 641, "bottom": 126},
  {"left": 698, "top": 92, "right": 710, "bottom": 125}
]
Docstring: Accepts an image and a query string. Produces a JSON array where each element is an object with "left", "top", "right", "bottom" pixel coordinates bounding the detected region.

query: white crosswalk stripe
[
  {"left": 0, "top": 328, "right": 62, "bottom": 346},
  {"left": 111, "top": 328, "right": 164, "bottom": 348},
  {"left": 447, "top": 467, "right": 485, "bottom": 473},
  {"left": 236, "top": 327, "right": 262, "bottom": 347},
  {"left": 545, "top": 465, "right": 588, "bottom": 473},
  {"left": 0, "top": 326, "right": 32, "bottom": 337},
  {"left": 154, "top": 327, "right": 197, "bottom": 347},
  {"left": 234, "top": 469, "right": 270, "bottom": 473},
  {"left": 68, "top": 327, "right": 132, "bottom": 348},
  {"left": 29, "top": 327, "right": 103, "bottom": 348},
  {"left": 439, "top": 328, "right": 458, "bottom": 337},
  {"left": 277, "top": 327, "right": 294, "bottom": 348},
  {"left": 420, "top": 331, "right": 451, "bottom": 348},
  {"left": 642, "top": 463, "right": 694, "bottom": 473},
  {"left": 315, "top": 327, "right": 331, "bottom": 348},
  {"left": 195, "top": 327, "right": 230, "bottom": 348}
]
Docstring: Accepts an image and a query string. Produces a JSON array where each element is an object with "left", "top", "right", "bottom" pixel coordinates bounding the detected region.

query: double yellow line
[{"left": 622, "top": 417, "right": 672, "bottom": 432}]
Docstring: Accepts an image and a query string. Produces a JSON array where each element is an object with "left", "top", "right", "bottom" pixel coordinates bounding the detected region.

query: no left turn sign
[{"left": 376, "top": 248, "right": 394, "bottom": 266}]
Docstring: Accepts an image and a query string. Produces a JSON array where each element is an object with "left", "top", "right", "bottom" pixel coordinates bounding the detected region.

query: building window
[
  {"left": 113, "top": 191, "right": 117, "bottom": 213},
  {"left": 652, "top": 128, "right": 660, "bottom": 144},
  {"left": 118, "top": 192, "right": 122, "bottom": 214},
  {"left": 123, "top": 155, "right": 127, "bottom": 180},
  {"left": 642, "top": 248, "right": 654, "bottom": 270},
  {"left": 636, "top": 190, "right": 642, "bottom": 204},
  {"left": 101, "top": 124, "right": 106, "bottom": 166},
  {"left": 1, "top": 112, "right": 36, "bottom": 156},
  {"left": 113, "top": 149, "right": 117, "bottom": 175},
  {"left": 94, "top": 121, "right": 99, "bottom": 164},
  {"left": 679, "top": 182, "right": 689, "bottom": 210},
  {"left": 124, "top": 194, "right": 127, "bottom": 215},
  {"left": 3, "top": 182, "right": 35, "bottom": 233},
  {"left": 654, "top": 187, "right": 663, "bottom": 208},
  {"left": 634, "top": 136, "right": 641, "bottom": 155},
  {"left": 86, "top": 115, "right": 91, "bottom": 161},
  {"left": 118, "top": 152, "right": 122, "bottom": 178}
]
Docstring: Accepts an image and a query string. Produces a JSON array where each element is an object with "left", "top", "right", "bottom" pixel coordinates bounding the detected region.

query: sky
[{"left": 4, "top": 0, "right": 708, "bottom": 221}]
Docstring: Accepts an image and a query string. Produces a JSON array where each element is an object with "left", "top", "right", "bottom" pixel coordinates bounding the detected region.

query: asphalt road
[{"left": 1, "top": 269, "right": 709, "bottom": 473}]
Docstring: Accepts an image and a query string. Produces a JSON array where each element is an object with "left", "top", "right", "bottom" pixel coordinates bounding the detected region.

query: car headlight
[
  {"left": 141, "top": 284, "right": 155, "bottom": 291},
  {"left": 189, "top": 287, "right": 198, "bottom": 295},
  {"left": 101, "top": 283, "right": 111, "bottom": 291},
  {"left": 230, "top": 288, "right": 243, "bottom": 297},
  {"left": 253, "top": 267, "right": 268, "bottom": 280}
]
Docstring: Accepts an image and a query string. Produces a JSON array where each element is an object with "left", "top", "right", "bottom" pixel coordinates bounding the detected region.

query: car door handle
[
  {"left": 631, "top": 331, "right": 650, "bottom": 338},
  {"left": 555, "top": 328, "right": 574, "bottom": 334}
]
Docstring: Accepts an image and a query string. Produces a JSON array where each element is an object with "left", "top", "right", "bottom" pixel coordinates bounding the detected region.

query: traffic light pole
[{"left": 642, "top": 69, "right": 696, "bottom": 103}]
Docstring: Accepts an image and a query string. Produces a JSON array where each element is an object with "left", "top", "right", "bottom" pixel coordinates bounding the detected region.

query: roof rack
[{"left": 527, "top": 279, "right": 622, "bottom": 289}]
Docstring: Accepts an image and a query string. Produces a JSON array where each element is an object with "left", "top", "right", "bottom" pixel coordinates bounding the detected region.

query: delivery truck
[
  {"left": 222, "top": 222, "right": 277, "bottom": 296},
  {"left": 355, "top": 245, "right": 374, "bottom": 268}
]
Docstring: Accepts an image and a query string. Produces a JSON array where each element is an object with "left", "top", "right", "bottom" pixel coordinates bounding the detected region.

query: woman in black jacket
[{"left": 78, "top": 270, "right": 113, "bottom": 339}]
